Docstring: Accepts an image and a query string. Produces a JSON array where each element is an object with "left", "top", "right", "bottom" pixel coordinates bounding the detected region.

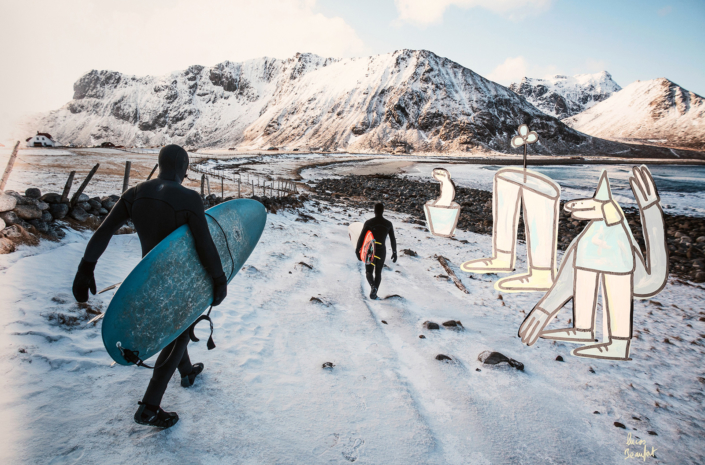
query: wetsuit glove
[
  {"left": 72, "top": 258, "right": 97, "bottom": 303},
  {"left": 212, "top": 273, "right": 228, "bottom": 306},
  {"left": 392, "top": 251, "right": 397, "bottom": 263}
]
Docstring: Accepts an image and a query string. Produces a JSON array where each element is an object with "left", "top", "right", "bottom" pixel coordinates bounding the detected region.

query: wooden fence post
[
  {"left": 122, "top": 161, "right": 131, "bottom": 192},
  {"left": 70, "top": 163, "right": 100, "bottom": 206},
  {"left": 147, "top": 163, "right": 158, "bottom": 180},
  {"left": 61, "top": 170, "right": 76, "bottom": 202},
  {"left": 0, "top": 141, "right": 20, "bottom": 191},
  {"left": 200, "top": 174, "right": 205, "bottom": 196}
]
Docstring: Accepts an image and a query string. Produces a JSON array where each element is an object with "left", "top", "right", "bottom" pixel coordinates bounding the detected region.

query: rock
[
  {"left": 648, "top": 431, "right": 657, "bottom": 436},
  {"left": 555, "top": 355, "right": 564, "bottom": 362},
  {"left": 36, "top": 200, "right": 49, "bottom": 211},
  {"left": 402, "top": 248, "right": 418, "bottom": 257},
  {"left": 77, "top": 193, "right": 90, "bottom": 203},
  {"left": 85, "top": 215, "right": 102, "bottom": 229},
  {"left": 419, "top": 335, "right": 426, "bottom": 339},
  {"left": 614, "top": 422, "right": 626, "bottom": 429},
  {"left": 89, "top": 198, "right": 102, "bottom": 210},
  {"left": 98, "top": 207, "right": 109, "bottom": 215},
  {"left": 478, "top": 351, "right": 524, "bottom": 371},
  {"left": 697, "top": 236, "right": 705, "bottom": 243},
  {"left": 0, "top": 217, "right": 4, "bottom": 230},
  {"left": 13, "top": 204, "right": 42, "bottom": 220},
  {"left": 40, "top": 193, "right": 63, "bottom": 204},
  {"left": 25, "top": 188, "right": 41, "bottom": 199},
  {"left": 435, "top": 354, "right": 452, "bottom": 361},
  {"left": 41, "top": 211, "right": 53, "bottom": 222},
  {"left": 424, "top": 321, "right": 440, "bottom": 330},
  {"left": 694, "top": 271, "right": 705, "bottom": 283},
  {"left": 0, "top": 211, "right": 20, "bottom": 225},
  {"left": 4, "top": 191, "right": 27, "bottom": 205},
  {"left": 28, "top": 219, "right": 50, "bottom": 234},
  {"left": 322, "top": 362, "right": 334, "bottom": 369},
  {"left": 101, "top": 196, "right": 118, "bottom": 210},
  {"left": 442, "top": 320, "right": 459, "bottom": 327},
  {"left": 116, "top": 224, "right": 135, "bottom": 235},
  {"left": 593, "top": 411, "right": 600, "bottom": 414},
  {"left": 49, "top": 203, "right": 69, "bottom": 219},
  {"left": 1, "top": 224, "right": 38, "bottom": 246},
  {"left": 69, "top": 207, "right": 89, "bottom": 222},
  {"left": 0, "top": 237, "right": 14, "bottom": 254},
  {"left": 381, "top": 320, "right": 388, "bottom": 324},
  {"left": 78, "top": 201, "right": 92, "bottom": 211},
  {"left": 0, "top": 193, "right": 17, "bottom": 212}
]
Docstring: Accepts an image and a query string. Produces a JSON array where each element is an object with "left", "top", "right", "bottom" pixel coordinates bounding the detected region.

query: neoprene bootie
[
  {"left": 134, "top": 402, "right": 179, "bottom": 428},
  {"left": 181, "top": 363, "right": 204, "bottom": 388},
  {"left": 370, "top": 287, "right": 378, "bottom": 300}
]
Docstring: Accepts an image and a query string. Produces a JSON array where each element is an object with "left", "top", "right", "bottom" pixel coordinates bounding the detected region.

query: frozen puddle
[{"left": 1, "top": 202, "right": 704, "bottom": 464}]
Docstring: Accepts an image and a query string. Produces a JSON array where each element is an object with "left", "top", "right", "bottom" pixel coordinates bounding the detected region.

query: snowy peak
[
  {"left": 509, "top": 72, "right": 621, "bottom": 119},
  {"left": 563, "top": 78, "right": 705, "bottom": 150}
]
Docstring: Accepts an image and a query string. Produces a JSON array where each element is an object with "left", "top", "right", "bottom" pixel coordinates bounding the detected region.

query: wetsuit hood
[{"left": 158, "top": 145, "right": 189, "bottom": 183}]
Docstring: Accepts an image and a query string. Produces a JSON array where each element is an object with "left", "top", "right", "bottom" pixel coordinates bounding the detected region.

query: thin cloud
[
  {"left": 394, "top": 0, "right": 554, "bottom": 27},
  {"left": 658, "top": 5, "right": 672, "bottom": 16}
]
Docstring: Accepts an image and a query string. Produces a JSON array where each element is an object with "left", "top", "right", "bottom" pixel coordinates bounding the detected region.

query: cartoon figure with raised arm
[
  {"left": 518, "top": 166, "right": 669, "bottom": 361},
  {"left": 424, "top": 168, "right": 461, "bottom": 237},
  {"left": 461, "top": 124, "right": 561, "bottom": 292}
]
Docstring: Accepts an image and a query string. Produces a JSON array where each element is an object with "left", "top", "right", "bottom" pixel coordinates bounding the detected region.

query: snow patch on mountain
[
  {"left": 509, "top": 72, "right": 621, "bottom": 119},
  {"left": 563, "top": 78, "right": 705, "bottom": 150}
]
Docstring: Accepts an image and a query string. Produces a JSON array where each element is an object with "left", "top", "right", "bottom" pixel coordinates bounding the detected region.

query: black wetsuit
[
  {"left": 355, "top": 215, "right": 397, "bottom": 290},
  {"left": 79, "top": 147, "right": 224, "bottom": 407}
]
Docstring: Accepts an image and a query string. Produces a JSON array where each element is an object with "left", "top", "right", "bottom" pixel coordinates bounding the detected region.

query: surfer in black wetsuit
[
  {"left": 72, "top": 144, "right": 227, "bottom": 429},
  {"left": 356, "top": 203, "right": 397, "bottom": 299}
]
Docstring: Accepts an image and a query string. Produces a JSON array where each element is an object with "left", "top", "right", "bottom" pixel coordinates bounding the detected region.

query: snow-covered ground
[{"left": 1, "top": 195, "right": 705, "bottom": 463}]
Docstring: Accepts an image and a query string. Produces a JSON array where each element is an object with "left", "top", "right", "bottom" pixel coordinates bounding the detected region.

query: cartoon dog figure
[{"left": 518, "top": 166, "right": 669, "bottom": 361}]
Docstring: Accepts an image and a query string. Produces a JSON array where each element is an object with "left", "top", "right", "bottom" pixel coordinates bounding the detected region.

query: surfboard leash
[{"left": 116, "top": 341, "right": 179, "bottom": 370}]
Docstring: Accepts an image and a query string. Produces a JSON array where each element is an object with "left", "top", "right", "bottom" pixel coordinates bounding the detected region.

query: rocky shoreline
[
  {"left": 0, "top": 187, "right": 305, "bottom": 255},
  {"left": 306, "top": 174, "right": 705, "bottom": 284}
]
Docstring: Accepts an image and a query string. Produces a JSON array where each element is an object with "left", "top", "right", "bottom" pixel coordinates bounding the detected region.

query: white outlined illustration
[
  {"left": 518, "top": 166, "right": 669, "bottom": 361},
  {"left": 460, "top": 167, "right": 561, "bottom": 292},
  {"left": 424, "top": 168, "right": 461, "bottom": 237}
]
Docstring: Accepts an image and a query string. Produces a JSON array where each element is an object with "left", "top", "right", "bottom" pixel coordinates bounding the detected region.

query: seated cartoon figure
[{"left": 518, "top": 166, "right": 669, "bottom": 361}]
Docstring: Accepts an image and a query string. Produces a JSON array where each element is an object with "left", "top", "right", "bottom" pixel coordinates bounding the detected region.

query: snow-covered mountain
[
  {"left": 509, "top": 72, "right": 621, "bottom": 119},
  {"left": 563, "top": 78, "right": 705, "bottom": 150},
  {"left": 35, "top": 50, "right": 604, "bottom": 154}
]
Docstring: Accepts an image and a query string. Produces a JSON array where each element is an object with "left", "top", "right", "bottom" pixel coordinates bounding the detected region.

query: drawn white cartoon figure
[
  {"left": 424, "top": 168, "right": 461, "bottom": 237},
  {"left": 518, "top": 166, "right": 669, "bottom": 361},
  {"left": 460, "top": 125, "right": 560, "bottom": 292}
]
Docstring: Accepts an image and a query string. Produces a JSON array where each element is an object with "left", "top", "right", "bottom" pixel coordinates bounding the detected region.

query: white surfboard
[{"left": 348, "top": 222, "right": 364, "bottom": 247}]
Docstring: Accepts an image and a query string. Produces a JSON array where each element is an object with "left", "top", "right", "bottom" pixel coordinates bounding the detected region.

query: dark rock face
[{"left": 73, "top": 70, "right": 123, "bottom": 100}]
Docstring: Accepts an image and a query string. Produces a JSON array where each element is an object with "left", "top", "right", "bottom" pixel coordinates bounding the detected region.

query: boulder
[
  {"left": 77, "top": 193, "right": 90, "bottom": 203},
  {"left": 36, "top": 200, "right": 49, "bottom": 211},
  {"left": 0, "top": 211, "right": 20, "bottom": 225},
  {"left": 0, "top": 193, "right": 17, "bottom": 212},
  {"left": 0, "top": 237, "right": 14, "bottom": 254},
  {"left": 478, "top": 351, "right": 524, "bottom": 371},
  {"left": 98, "top": 207, "right": 109, "bottom": 215},
  {"left": 40, "top": 193, "right": 63, "bottom": 204},
  {"left": 25, "top": 188, "right": 41, "bottom": 199},
  {"left": 1, "top": 224, "right": 38, "bottom": 246},
  {"left": 49, "top": 203, "right": 69, "bottom": 219},
  {"left": 41, "top": 211, "right": 53, "bottom": 222},
  {"left": 85, "top": 215, "right": 102, "bottom": 229},
  {"left": 0, "top": 217, "right": 4, "bottom": 230},
  {"left": 78, "top": 201, "right": 92, "bottom": 211},
  {"left": 101, "top": 195, "right": 119, "bottom": 210},
  {"left": 29, "top": 219, "right": 50, "bottom": 234},
  {"left": 69, "top": 207, "right": 89, "bottom": 222},
  {"left": 14, "top": 204, "right": 42, "bottom": 220},
  {"left": 88, "top": 199, "right": 102, "bottom": 210}
]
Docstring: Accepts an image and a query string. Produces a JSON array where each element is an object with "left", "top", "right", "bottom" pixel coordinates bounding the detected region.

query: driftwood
[
  {"left": 436, "top": 255, "right": 469, "bottom": 294},
  {"left": 70, "top": 163, "right": 100, "bottom": 206},
  {"left": 0, "top": 141, "right": 20, "bottom": 191},
  {"left": 60, "top": 170, "right": 76, "bottom": 202}
]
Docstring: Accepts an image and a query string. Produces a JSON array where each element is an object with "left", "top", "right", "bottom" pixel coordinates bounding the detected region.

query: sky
[{"left": 0, "top": 0, "right": 703, "bottom": 142}]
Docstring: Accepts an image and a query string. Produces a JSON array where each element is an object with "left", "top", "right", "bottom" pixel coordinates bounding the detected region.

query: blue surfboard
[{"left": 102, "top": 199, "right": 267, "bottom": 365}]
